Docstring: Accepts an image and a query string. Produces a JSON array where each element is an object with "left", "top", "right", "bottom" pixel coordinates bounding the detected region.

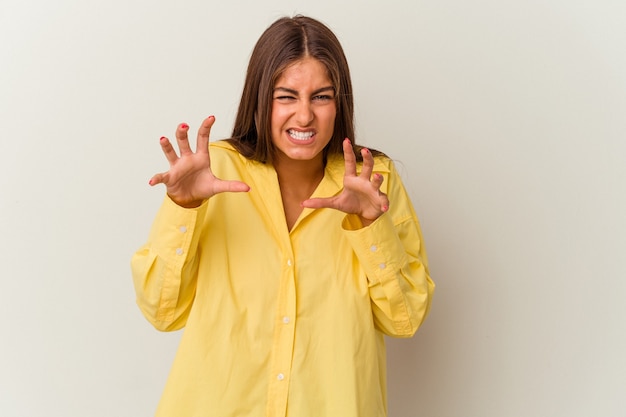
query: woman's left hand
[{"left": 301, "top": 138, "right": 389, "bottom": 227}]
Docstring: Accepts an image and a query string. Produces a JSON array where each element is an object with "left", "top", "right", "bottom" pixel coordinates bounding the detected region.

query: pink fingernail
[
  {"left": 160, "top": 136, "right": 167, "bottom": 141},
  {"left": 382, "top": 205, "right": 389, "bottom": 212},
  {"left": 148, "top": 179, "right": 153, "bottom": 185},
  {"left": 181, "top": 123, "right": 189, "bottom": 129}
]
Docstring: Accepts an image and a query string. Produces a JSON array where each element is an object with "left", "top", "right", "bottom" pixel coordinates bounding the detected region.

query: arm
[
  {"left": 131, "top": 196, "right": 207, "bottom": 331},
  {"left": 342, "top": 165, "right": 434, "bottom": 337},
  {"left": 132, "top": 116, "right": 249, "bottom": 331},
  {"left": 302, "top": 140, "right": 434, "bottom": 336}
]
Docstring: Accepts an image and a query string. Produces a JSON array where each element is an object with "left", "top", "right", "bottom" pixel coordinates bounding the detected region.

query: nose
[{"left": 294, "top": 99, "right": 314, "bottom": 126}]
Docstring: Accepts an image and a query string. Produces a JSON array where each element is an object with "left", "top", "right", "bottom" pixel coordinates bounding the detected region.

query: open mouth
[{"left": 288, "top": 129, "right": 315, "bottom": 141}]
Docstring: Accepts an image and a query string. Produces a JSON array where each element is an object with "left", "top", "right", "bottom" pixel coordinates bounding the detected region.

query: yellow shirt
[{"left": 131, "top": 141, "right": 434, "bottom": 417}]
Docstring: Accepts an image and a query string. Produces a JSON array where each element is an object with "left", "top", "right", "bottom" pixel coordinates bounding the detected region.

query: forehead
[{"left": 275, "top": 57, "right": 332, "bottom": 88}]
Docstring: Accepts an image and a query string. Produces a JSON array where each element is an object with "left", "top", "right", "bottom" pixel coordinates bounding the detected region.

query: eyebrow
[{"left": 273, "top": 86, "right": 335, "bottom": 96}]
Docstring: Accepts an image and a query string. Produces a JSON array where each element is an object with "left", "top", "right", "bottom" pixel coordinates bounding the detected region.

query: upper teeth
[{"left": 288, "top": 130, "right": 314, "bottom": 140}]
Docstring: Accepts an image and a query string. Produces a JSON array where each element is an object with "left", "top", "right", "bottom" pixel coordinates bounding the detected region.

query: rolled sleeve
[
  {"left": 131, "top": 195, "right": 208, "bottom": 330},
  {"left": 342, "top": 210, "right": 433, "bottom": 337}
]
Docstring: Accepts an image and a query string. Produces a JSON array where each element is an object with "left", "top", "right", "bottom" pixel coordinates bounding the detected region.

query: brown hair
[{"left": 227, "top": 15, "right": 378, "bottom": 163}]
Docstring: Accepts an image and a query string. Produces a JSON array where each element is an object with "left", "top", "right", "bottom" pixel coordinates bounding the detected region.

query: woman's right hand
[{"left": 149, "top": 116, "right": 250, "bottom": 208}]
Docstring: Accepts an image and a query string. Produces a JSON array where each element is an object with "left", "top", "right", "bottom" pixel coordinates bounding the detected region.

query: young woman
[{"left": 132, "top": 15, "right": 434, "bottom": 417}]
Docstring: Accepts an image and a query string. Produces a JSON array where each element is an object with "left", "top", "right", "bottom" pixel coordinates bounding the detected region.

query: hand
[
  {"left": 302, "top": 138, "right": 389, "bottom": 226},
  {"left": 149, "top": 116, "right": 250, "bottom": 208}
]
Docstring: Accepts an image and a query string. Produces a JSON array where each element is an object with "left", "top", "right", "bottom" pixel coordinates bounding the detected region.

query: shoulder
[
  {"left": 373, "top": 155, "right": 395, "bottom": 174},
  {"left": 206, "top": 140, "right": 254, "bottom": 179},
  {"left": 208, "top": 140, "right": 273, "bottom": 181},
  {"left": 209, "top": 139, "right": 237, "bottom": 154},
  {"left": 209, "top": 140, "right": 247, "bottom": 164},
  {"left": 325, "top": 153, "right": 395, "bottom": 174}
]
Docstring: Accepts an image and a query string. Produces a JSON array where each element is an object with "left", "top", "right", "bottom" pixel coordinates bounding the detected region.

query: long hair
[{"left": 228, "top": 15, "right": 374, "bottom": 164}]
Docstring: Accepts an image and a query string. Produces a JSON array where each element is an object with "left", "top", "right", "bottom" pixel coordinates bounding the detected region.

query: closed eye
[
  {"left": 312, "top": 95, "right": 334, "bottom": 102},
  {"left": 274, "top": 95, "right": 297, "bottom": 102}
]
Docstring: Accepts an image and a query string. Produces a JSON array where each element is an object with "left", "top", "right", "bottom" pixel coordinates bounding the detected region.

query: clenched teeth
[{"left": 288, "top": 130, "right": 315, "bottom": 140}]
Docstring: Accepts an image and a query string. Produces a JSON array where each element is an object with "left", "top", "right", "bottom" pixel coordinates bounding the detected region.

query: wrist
[
  {"left": 359, "top": 216, "right": 375, "bottom": 227},
  {"left": 167, "top": 194, "right": 205, "bottom": 209}
]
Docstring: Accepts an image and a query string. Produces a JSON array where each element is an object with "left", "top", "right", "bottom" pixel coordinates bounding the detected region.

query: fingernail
[
  {"left": 382, "top": 205, "right": 389, "bottom": 212},
  {"left": 160, "top": 136, "right": 167, "bottom": 141},
  {"left": 148, "top": 179, "right": 153, "bottom": 185},
  {"left": 363, "top": 148, "right": 369, "bottom": 154},
  {"left": 181, "top": 123, "right": 189, "bottom": 129}
]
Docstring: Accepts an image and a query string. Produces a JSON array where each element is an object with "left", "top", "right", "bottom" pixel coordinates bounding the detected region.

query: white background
[{"left": 1, "top": 0, "right": 625, "bottom": 416}]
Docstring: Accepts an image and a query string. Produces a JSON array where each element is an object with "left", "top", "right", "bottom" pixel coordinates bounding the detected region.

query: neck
[
  {"left": 273, "top": 152, "right": 325, "bottom": 231},
  {"left": 273, "top": 152, "right": 325, "bottom": 191}
]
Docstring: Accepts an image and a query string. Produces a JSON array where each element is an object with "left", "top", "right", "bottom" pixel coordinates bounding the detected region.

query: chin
[{"left": 277, "top": 148, "right": 324, "bottom": 162}]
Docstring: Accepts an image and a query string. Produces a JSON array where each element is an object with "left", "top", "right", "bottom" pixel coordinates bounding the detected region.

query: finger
[
  {"left": 176, "top": 123, "right": 193, "bottom": 155},
  {"left": 148, "top": 171, "right": 169, "bottom": 186},
  {"left": 374, "top": 176, "right": 390, "bottom": 213},
  {"left": 380, "top": 195, "right": 390, "bottom": 213},
  {"left": 360, "top": 147, "right": 374, "bottom": 179},
  {"left": 371, "top": 172, "right": 384, "bottom": 190},
  {"left": 343, "top": 138, "right": 357, "bottom": 177},
  {"left": 159, "top": 136, "right": 179, "bottom": 165},
  {"left": 213, "top": 180, "right": 250, "bottom": 194},
  {"left": 196, "top": 115, "right": 215, "bottom": 155},
  {"left": 301, "top": 196, "right": 337, "bottom": 210}
]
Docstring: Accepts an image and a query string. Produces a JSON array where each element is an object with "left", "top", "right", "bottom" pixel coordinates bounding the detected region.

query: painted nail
[
  {"left": 160, "top": 136, "right": 167, "bottom": 141},
  {"left": 382, "top": 205, "right": 389, "bottom": 212},
  {"left": 181, "top": 123, "right": 189, "bottom": 129}
]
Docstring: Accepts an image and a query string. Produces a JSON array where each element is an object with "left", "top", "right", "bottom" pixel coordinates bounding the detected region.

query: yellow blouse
[{"left": 131, "top": 141, "right": 434, "bottom": 417}]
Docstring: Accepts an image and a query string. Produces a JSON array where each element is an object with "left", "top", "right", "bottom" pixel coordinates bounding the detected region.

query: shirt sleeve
[
  {"left": 342, "top": 162, "right": 435, "bottom": 337},
  {"left": 130, "top": 195, "right": 208, "bottom": 331}
]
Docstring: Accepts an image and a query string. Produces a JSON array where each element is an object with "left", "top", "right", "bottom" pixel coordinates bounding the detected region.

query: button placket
[{"left": 266, "top": 249, "right": 297, "bottom": 415}]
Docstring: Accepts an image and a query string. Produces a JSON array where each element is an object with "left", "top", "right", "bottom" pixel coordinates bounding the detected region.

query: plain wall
[{"left": 1, "top": 0, "right": 625, "bottom": 416}]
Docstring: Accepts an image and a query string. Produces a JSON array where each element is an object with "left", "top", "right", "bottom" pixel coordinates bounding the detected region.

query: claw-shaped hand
[
  {"left": 302, "top": 138, "right": 389, "bottom": 226},
  {"left": 149, "top": 116, "right": 250, "bottom": 208}
]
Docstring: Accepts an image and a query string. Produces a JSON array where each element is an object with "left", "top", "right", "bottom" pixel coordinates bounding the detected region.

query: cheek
[
  {"left": 324, "top": 107, "right": 337, "bottom": 130},
  {"left": 269, "top": 113, "right": 280, "bottom": 135},
  {"left": 270, "top": 106, "right": 287, "bottom": 131}
]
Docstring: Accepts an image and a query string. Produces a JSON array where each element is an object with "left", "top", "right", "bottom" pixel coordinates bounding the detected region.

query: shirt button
[
  {"left": 282, "top": 316, "right": 290, "bottom": 324},
  {"left": 176, "top": 248, "right": 184, "bottom": 256},
  {"left": 179, "top": 226, "right": 187, "bottom": 233},
  {"left": 379, "top": 263, "right": 386, "bottom": 269},
  {"left": 277, "top": 373, "right": 285, "bottom": 381},
  {"left": 287, "top": 259, "right": 292, "bottom": 266},
  {"left": 370, "top": 245, "right": 377, "bottom": 252}
]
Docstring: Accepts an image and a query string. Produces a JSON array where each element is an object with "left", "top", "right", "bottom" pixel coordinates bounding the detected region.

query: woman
[{"left": 132, "top": 15, "right": 434, "bottom": 417}]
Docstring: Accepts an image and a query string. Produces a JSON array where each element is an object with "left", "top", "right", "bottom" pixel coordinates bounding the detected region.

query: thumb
[
  {"left": 301, "top": 197, "right": 336, "bottom": 210},
  {"left": 214, "top": 180, "right": 250, "bottom": 194}
]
